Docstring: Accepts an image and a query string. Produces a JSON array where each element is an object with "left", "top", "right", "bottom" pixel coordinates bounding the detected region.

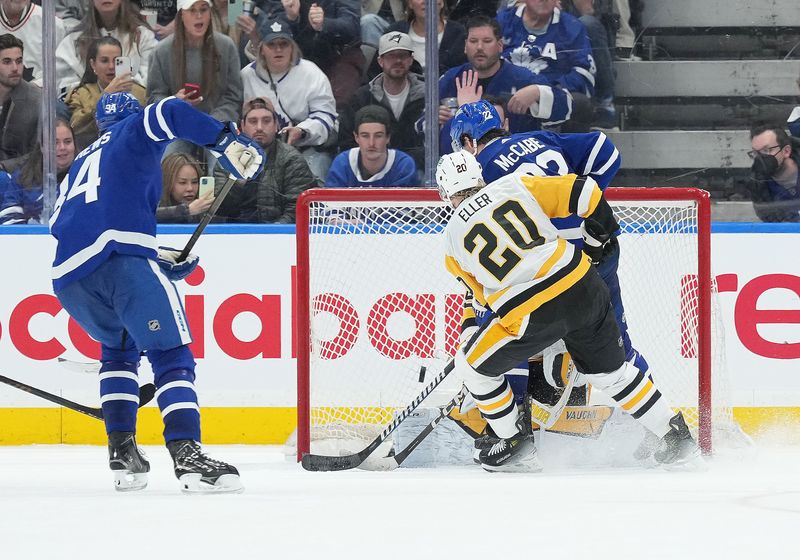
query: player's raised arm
[{"left": 138, "top": 96, "right": 265, "bottom": 180}]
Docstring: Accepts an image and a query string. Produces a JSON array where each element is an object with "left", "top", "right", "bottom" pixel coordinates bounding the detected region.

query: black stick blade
[
  {"left": 139, "top": 383, "right": 156, "bottom": 407},
  {"left": 301, "top": 451, "right": 368, "bottom": 472}
]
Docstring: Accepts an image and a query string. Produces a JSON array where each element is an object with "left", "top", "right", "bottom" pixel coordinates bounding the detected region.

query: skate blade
[
  {"left": 481, "top": 450, "right": 543, "bottom": 473},
  {"left": 178, "top": 473, "right": 244, "bottom": 494},
  {"left": 114, "top": 471, "right": 148, "bottom": 492}
]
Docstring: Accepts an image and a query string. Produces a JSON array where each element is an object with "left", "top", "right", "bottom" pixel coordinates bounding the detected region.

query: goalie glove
[
  {"left": 157, "top": 246, "right": 199, "bottom": 282},
  {"left": 580, "top": 217, "right": 612, "bottom": 265},
  {"left": 209, "top": 122, "right": 266, "bottom": 181}
]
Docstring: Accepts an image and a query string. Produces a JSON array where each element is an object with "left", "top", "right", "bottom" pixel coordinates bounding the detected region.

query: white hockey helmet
[{"left": 435, "top": 151, "right": 484, "bottom": 203}]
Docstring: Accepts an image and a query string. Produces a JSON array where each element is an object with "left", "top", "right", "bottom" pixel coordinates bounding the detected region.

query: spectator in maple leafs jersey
[
  {"left": 497, "top": 0, "right": 595, "bottom": 131},
  {"left": 450, "top": 101, "right": 655, "bottom": 443},
  {"left": 438, "top": 16, "right": 573, "bottom": 139},
  {"left": 49, "top": 92, "right": 264, "bottom": 494}
]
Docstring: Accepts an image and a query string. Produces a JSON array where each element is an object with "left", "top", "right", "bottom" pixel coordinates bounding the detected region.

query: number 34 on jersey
[{"left": 50, "top": 132, "right": 112, "bottom": 226}]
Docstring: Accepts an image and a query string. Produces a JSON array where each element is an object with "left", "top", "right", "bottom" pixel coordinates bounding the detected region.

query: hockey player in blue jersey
[
  {"left": 49, "top": 92, "right": 265, "bottom": 493},
  {"left": 450, "top": 100, "right": 652, "bottom": 448}
]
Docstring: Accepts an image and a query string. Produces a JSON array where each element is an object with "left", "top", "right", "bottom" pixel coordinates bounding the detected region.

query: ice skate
[
  {"left": 654, "top": 412, "right": 705, "bottom": 470},
  {"left": 473, "top": 424, "right": 501, "bottom": 463},
  {"left": 479, "top": 428, "right": 541, "bottom": 473},
  {"left": 167, "top": 440, "right": 244, "bottom": 494},
  {"left": 108, "top": 431, "right": 150, "bottom": 492}
]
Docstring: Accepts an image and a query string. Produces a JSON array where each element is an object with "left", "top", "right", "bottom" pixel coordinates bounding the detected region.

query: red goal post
[{"left": 296, "top": 187, "right": 728, "bottom": 461}]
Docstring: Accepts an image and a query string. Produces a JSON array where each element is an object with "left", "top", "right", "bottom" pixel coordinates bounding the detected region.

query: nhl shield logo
[{"left": 148, "top": 320, "right": 161, "bottom": 332}]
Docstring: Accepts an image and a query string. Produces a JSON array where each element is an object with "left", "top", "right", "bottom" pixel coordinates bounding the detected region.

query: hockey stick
[
  {"left": 391, "top": 386, "right": 468, "bottom": 467},
  {"left": 57, "top": 357, "right": 102, "bottom": 374},
  {"left": 177, "top": 172, "right": 239, "bottom": 262},
  {"left": 301, "top": 358, "right": 456, "bottom": 471},
  {"left": 0, "top": 374, "right": 156, "bottom": 421},
  {"left": 361, "top": 386, "right": 469, "bottom": 470},
  {"left": 177, "top": 150, "right": 257, "bottom": 263}
]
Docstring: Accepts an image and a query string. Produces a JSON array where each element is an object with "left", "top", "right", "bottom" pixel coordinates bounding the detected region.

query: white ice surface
[{"left": 0, "top": 443, "right": 798, "bottom": 559}]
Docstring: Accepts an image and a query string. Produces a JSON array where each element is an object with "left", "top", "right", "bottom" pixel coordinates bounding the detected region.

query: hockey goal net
[{"left": 295, "top": 187, "right": 739, "bottom": 461}]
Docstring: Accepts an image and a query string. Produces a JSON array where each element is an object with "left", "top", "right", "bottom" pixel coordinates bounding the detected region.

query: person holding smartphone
[
  {"left": 157, "top": 153, "right": 215, "bottom": 223},
  {"left": 66, "top": 36, "right": 147, "bottom": 150},
  {"left": 148, "top": 0, "right": 242, "bottom": 120},
  {"left": 147, "top": 0, "right": 243, "bottom": 160}
]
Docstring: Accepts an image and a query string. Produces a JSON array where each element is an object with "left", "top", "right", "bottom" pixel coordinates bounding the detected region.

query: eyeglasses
[{"left": 747, "top": 144, "right": 784, "bottom": 159}]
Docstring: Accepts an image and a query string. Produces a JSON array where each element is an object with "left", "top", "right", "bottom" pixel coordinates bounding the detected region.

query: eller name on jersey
[{"left": 444, "top": 173, "right": 602, "bottom": 330}]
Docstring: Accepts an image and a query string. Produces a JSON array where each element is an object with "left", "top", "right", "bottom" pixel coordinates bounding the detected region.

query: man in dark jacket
[
  {"left": 747, "top": 124, "right": 800, "bottom": 223},
  {"left": 0, "top": 34, "right": 40, "bottom": 163},
  {"left": 338, "top": 32, "right": 424, "bottom": 172},
  {"left": 215, "top": 97, "right": 317, "bottom": 223}
]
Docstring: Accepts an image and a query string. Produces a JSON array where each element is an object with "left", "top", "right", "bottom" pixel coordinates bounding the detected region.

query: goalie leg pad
[
  {"left": 455, "top": 349, "right": 519, "bottom": 438},
  {"left": 587, "top": 361, "right": 675, "bottom": 438}
]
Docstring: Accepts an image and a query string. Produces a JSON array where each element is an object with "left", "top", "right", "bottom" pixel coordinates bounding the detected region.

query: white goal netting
[{"left": 296, "top": 188, "right": 743, "bottom": 460}]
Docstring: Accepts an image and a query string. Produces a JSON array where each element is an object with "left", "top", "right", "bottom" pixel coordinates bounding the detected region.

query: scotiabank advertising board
[{"left": 0, "top": 228, "right": 797, "bottom": 408}]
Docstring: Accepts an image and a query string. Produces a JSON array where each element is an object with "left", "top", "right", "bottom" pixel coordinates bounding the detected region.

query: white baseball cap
[
  {"left": 378, "top": 32, "right": 413, "bottom": 56},
  {"left": 177, "top": 0, "right": 212, "bottom": 11}
]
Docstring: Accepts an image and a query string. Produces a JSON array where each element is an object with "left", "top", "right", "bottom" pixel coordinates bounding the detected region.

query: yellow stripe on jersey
[
  {"left": 478, "top": 387, "right": 515, "bottom": 412},
  {"left": 520, "top": 174, "right": 579, "bottom": 218},
  {"left": 487, "top": 285, "right": 511, "bottom": 308},
  {"left": 499, "top": 255, "right": 592, "bottom": 328},
  {"left": 622, "top": 379, "right": 655, "bottom": 411},
  {"left": 520, "top": 174, "right": 604, "bottom": 220},
  {"left": 463, "top": 305, "right": 476, "bottom": 321},
  {"left": 582, "top": 186, "right": 603, "bottom": 218},
  {"left": 534, "top": 238, "right": 567, "bottom": 280},
  {"left": 467, "top": 321, "right": 518, "bottom": 366},
  {"left": 445, "top": 255, "right": 488, "bottom": 306}
]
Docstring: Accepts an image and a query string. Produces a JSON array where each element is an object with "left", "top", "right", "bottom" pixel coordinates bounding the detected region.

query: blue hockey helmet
[
  {"left": 96, "top": 92, "right": 142, "bottom": 132},
  {"left": 449, "top": 100, "right": 502, "bottom": 152}
]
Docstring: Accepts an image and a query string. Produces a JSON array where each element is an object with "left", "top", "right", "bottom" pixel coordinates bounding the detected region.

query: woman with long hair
[
  {"left": 56, "top": 0, "right": 156, "bottom": 95},
  {"left": 147, "top": 0, "right": 243, "bottom": 123},
  {"left": 157, "top": 153, "right": 215, "bottom": 223},
  {"left": 66, "top": 36, "right": 148, "bottom": 150},
  {"left": 0, "top": 119, "right": 76, "bottom": 225}
]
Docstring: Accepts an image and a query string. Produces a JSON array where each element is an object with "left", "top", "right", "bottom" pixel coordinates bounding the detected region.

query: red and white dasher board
[{"left": 0, "top": 227, "right": 797, "bottom": 408}]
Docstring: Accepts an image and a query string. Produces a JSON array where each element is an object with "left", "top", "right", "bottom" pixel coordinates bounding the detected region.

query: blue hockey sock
[
  {"left": 149, "top": 346, "right": 200, "bottom": 443},
  {"left": 99, "top": 348, "right": 141, "bottom": 434}
]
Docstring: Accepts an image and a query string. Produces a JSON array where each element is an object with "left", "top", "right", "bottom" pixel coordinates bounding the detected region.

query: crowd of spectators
[{"left": 0, "top": 0, "right": 798, "bottom": 223}]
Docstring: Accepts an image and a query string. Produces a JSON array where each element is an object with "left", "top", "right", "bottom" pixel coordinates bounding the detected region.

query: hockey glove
[
  {"left": 157, "top": 246, "right": 199, "bottom": 282},
  {"left": 580, "top": 217, "right": 612, "bottom": 265},
  {"left": 210, "top": 122, "right": 266, "bottom": 181}
]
